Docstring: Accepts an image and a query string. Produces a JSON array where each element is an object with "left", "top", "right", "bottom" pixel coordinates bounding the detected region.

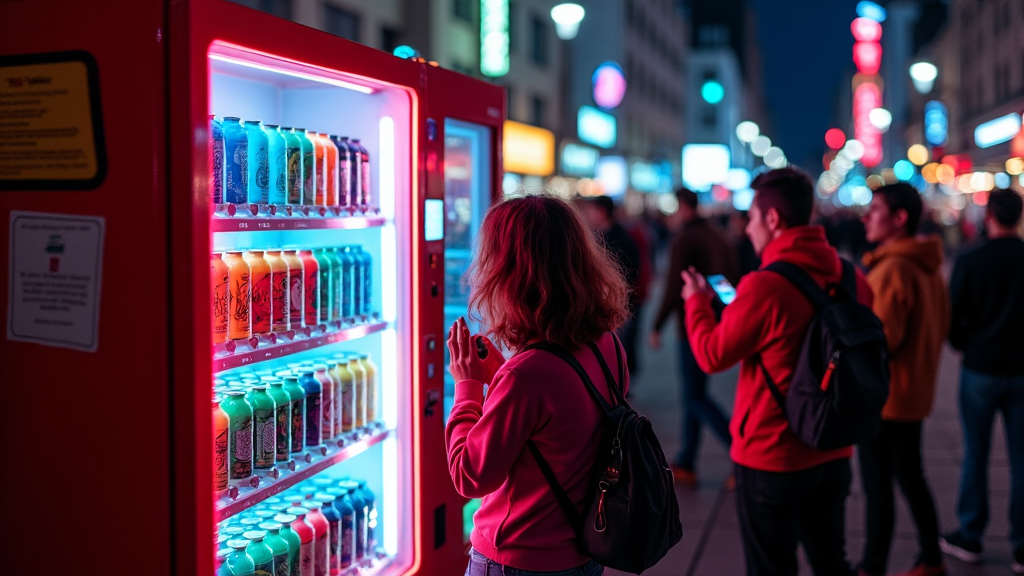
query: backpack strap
[
  {"left": 762, "top": 260, "right": 832, "bottom": 311},
  {"left": 586, "top": 334, "right": 630, "bottom": 409},
  {"left": 756, "top": 356, "right": 788, "bottom": 416},
  {"left": 526, "top": 440, "right": 585, "bottom": 544},
  {"left": 838, "top": 259, "right": 858, "bottom": 302}
]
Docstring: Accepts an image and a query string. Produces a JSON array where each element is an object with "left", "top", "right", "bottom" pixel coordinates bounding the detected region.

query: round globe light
[
  {"left": 551, "top": 3, "right": 586, "bottom": 40},
  {"left": 843, "top": 139, "right": 866, "bottom": 162},
  {"left": 736, "top": 121, "right": 760, "bottom": 144}
]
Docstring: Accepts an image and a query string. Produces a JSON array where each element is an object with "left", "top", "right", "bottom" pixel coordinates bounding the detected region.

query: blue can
[
  {"left": 349, "top": 246, "right": 364, "bottom": 317},
  {"left": 299, "top": 371, "right": 322, "bottom": 447},
  {"left": 263, "top": 124, "right": 287, "bottom": 205},
  {"left": 353, "top": 247, "right": 372, "bottom": 315},
  {"left": 210, "top": 115, "right": 224, "bottom": 204},
  {"left": 244, "top": 120, "right": 269, "bottom": 204},
  {"left": 222, "top": 117, "right": 248, "bottom": 204}
]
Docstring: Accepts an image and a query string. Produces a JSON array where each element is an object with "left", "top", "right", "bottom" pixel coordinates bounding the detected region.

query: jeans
[
  {"left": 735, "top": 458, "right": 855, "bottom": 576},
  {"left": 957, "top": 367, "right": 1024, "bottom": 548},
  {"left": 857, "top": 421, "right": 942, "bottom": 573},
  {"left": 676, "top": 339, "right": 732, "bottom": 470},
  {"left": 464, "top": 549, "right": 604, "bottom": 576}
]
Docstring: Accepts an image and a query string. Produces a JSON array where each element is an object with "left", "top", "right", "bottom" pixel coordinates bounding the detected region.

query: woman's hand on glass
[{"left": 447, "top": 316, "right": 504, "bottom": 384}]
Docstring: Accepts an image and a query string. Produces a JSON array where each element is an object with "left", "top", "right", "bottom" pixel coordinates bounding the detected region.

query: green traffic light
[{"left": 701, "top": 80, "right": 724, "bottom": 105}]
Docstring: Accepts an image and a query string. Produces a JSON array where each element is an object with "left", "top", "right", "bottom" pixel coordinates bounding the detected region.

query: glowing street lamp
[
  {"left": 736, "top": 121, "right": 760, "bottom": 144},
  {"left": 551, "top": 3, "right": 585, "bottom": 40},
  {"left": 910, "top": 62, "right": 938, "bottom": 94}
]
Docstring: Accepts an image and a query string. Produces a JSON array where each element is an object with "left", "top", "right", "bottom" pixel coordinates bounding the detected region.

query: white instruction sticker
[{"left": 7, "top": 211, "right": 105, "bottom": 351}]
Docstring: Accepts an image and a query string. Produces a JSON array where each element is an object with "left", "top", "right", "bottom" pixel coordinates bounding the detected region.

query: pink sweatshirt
[{"left": 445, "top": 332, "right": 629, "bottom": 572}]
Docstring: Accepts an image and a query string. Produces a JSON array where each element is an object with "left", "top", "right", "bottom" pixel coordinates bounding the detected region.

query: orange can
[
  {"left": 223, "top": 251, "right": 251, "bottom": 340},
  {"left": 282, "top": 250, "right": 305, "bottom": 328},
  {"left": 244, "top": 250, "right": 272, "bottom": 336},
  {"left": 211, "top": 252, "right": 228, "bottom": 344},
  {"left": 313, "top": 134, "right": 327, "bottom": 206},
  {"left": 265, "top": 250, "right": 290, "bottom": 332},
  {"left": 320, "top": 133, "right": 339, "bottom": 206}
]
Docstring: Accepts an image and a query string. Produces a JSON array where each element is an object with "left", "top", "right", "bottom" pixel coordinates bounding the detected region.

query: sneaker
[
  {"left": 671, "top": 466, "right": 698, "bottom": 488},
  {"left": 892, "top": 562, "right": 946, "bottom": 576},
  {"left": 1012, "top": 546, "right": 1023, "bottom": 574},
  {"left": 939, "top": 531, "right": 982, "bottom": 564}
]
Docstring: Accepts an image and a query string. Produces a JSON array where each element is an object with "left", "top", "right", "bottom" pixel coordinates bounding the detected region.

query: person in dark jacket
[
  {"left": 942, "top": 189, "right": 1024, "bottom": 575},
  {"left": 580, "top": 195, "right": 642, "bottom": 374},
  {"left": 649, "top": 187, "right": 739, "bottom": 487}
]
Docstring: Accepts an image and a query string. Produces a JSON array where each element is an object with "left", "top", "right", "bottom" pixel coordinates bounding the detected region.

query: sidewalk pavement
[{"left": 606, "top": 300, "right": 1016, "bottom": 576}]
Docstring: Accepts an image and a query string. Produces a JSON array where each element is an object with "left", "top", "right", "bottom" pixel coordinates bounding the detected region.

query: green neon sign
[{"left": 481, "top": 0, "right": 510, "bottom": 77}]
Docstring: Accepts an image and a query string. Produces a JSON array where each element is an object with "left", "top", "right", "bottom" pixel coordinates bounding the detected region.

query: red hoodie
[
  {"left": 685, "top": 226, "right": 874, "bottom": 472},
  {"left": 446, "top": 332, "right": 628, "bottom": 571}
]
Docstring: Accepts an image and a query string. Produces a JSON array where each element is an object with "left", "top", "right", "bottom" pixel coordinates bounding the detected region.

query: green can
[
  {"left": 298, "top": 129, "right": 316, "bottom": 206},
  {"left": 327, "top": 248, "right": 344, "bottom": 322},
  {"left": 282, "top": 376, "right": 306, "bottom": 454},
  {"left": 266, "top": 379, "right": 292, "bottom": 462},
  {"left": 245, "top": 385, "right": 277, "bottom": 470},
  {"left": 258, "top": 522, "right": 291, "bottom": 576},
  {"left": 314, "top": 248, "right": 333, "bottom": 324},
  {"left": 221, "top": 391, "right": 254, "bottom": 482},
  {"left": 283, "top": 128, "right": 303, "bottom": 205},
  {"left": 243, "top": 530, "right": 274, "bottom": 576},
  {"left": 225, "top": 539, "right": 256, "bottom": 576},
  {"left": 273, "top": 514, "right": 302, "bottom": 576}
]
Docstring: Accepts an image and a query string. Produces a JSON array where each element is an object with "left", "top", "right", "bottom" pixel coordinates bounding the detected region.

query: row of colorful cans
[
  {"left": 212, "top": 245, "right": 372, "bottom": 343},
  {"left": 217, "top": 478, "right": 377, "bottom": 576},
  {"left": 210, "top": 115, "right": 372, "bottom": 210},
  {"left": 213, "top": 357, "right": 379, "bottom": 491}
]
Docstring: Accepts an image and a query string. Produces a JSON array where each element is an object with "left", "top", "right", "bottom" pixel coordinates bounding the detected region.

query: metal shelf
[
  {"left": 211, "top": 213, "right": 387, "bottom": 233},
  {"left": 217, "top": 426, "right": 392, "bottom": 520},
  {"left": 213, "top": 319, "right": 387, "bottom": 372}
]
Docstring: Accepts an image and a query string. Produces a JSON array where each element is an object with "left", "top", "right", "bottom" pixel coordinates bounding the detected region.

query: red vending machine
[{"left": 0, "top": 1, "right": 504, "bottom": 575}]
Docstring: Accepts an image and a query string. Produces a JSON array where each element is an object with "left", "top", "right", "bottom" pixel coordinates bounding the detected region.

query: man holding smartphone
[
  {"left": 681, "top": 167, "right": 873, "bottom": 576},
  {"left": 649, "top": 187, "right": 739, "bottom": 488}
]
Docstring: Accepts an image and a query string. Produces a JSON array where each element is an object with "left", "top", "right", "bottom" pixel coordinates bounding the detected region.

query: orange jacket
[{"left": 862, "top": 235, "right": 950, "bottom": 421}]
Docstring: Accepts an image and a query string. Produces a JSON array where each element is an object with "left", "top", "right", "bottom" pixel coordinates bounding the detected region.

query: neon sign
[{"left": 480, "top": 0, "right": 510, "bottom": 77}]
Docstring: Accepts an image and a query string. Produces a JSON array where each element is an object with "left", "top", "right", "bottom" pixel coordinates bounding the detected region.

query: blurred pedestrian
[
  {"left": 649, "top": 188, "right": 738, "bottom": 487},
  {"left": 858, "top": 183, "right": 950, "bottom": 576},
  {"left": 683, "top": 168, "right": 871, "bottom": 576},
  {"left": 580, "top": 196, "right": 643, "bottom": 375},
  {"left": 447, "top": 195, "right": 630, "bottom": 576},
  {"left": 942, "top": 189, "right": 1024, "bottom": 574}
]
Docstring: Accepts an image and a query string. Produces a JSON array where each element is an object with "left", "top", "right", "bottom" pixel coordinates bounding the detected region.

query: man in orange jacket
[
  {"left": 683, "top": 168, "right": 872, "bottom": 576},
  {"left": 857, "top": 183, "right": 950, "bottom": 576}
]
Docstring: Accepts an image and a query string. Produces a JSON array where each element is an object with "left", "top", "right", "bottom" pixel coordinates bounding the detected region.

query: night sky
[{"left": 749, "top": 0, "right": 860, "bottom": 172}]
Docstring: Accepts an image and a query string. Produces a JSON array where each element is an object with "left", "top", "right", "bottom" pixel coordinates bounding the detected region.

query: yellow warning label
[{"left": 0, "top": 55, "right": 105, "bottom": 187}]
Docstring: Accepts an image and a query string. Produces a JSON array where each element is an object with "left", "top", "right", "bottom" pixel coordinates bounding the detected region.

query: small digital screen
[
  {"left": 707, "top": 274, "right": 736, "bottom": 305},
  {"left": 425, "top": 199, "right": 444, "bottom": 241}
]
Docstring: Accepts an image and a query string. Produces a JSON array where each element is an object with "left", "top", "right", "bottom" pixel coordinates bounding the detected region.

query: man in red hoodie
[{"left": 683, "top": 168, "right": 873, "bottom": 576}]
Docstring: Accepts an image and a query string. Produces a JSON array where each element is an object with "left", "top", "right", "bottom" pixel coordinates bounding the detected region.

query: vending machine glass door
[{"left": 441, "top": 119, "right": 492, "bottom": 422}]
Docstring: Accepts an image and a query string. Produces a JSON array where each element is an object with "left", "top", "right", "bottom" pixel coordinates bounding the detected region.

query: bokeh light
[
  {"left": 866, "top": 174, "right": 885, "bottom": 189},
  {"left": 921, "top": 163, "right": 939, "bottom": 184},
  {"left": 701, "top": 81, "right": 725, "bottom": 104},
  {"left": 764, "top": 147, "right": 786, "bottom": 168},
  {"left": 995, "top": 172, "right": 1011, "bottom": 189},
  {"left": 869, "top": 108, "right": 892, "bottom": 132},
  {"left": 842, "top": 139, "right": 866, "bottom": 161},
  {"left": 935, "top": 164, "right": 955, "bottom": 185},
  {"left": 751, "top": 136, "right": 772, "bottom": 157},
  {"left": 736, "top": 121, "right": 760, "bottom": 144},
  {"left": 825, "top": 128, "right": 846, "bottom": 150},
  {"left": 1006, "top": 157, "right": 1024, "bottom": 175},
  {"left": 894, "top": 160, "right": 915, "bottom": 181},
  {"left": 907, "top": 144, "right": 929, "bottom": 166}
]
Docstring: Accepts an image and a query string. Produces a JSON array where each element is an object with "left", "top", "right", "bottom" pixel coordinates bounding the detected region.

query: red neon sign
[{"left": 854, "top": 81, "right": 883, "bottom": 167}]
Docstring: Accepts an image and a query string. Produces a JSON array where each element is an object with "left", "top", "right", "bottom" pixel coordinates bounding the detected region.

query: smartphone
[{"left": 707, "top": 274, "right": 737, "bottom": 305}]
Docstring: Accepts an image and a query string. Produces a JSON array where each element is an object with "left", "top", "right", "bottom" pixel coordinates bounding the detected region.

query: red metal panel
[
  {"left": 419, "top": 64, "right": 506, "bottom": 576},
  {"left": 0, "top": 0, "right": 171, "bottom": 573}
]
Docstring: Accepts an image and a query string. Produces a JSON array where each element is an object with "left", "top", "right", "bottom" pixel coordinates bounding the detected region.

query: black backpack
[
  {"left": 522, "top": 335, "right": 682, "bottom": 574},
  {"left": 759, "top": 259, "right": 890, "bottom": 451}
]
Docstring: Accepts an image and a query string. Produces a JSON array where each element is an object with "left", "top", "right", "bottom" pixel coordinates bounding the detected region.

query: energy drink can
[
  {"left": 264, "top": 124, "right": 287, "bottom": 205},
  {"left": 244, "top": 120, "right": 270, "bottom": 204},
  {"left": 222, "top": 117, "right": 248, "bottom": 204}
]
